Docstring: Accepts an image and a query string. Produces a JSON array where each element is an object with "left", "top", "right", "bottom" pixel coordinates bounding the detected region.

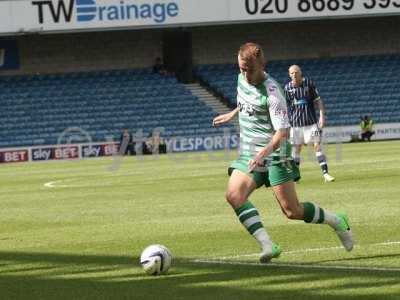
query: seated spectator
[
  {"left": 119, "top": 128, "right": 135, "bottom": 155},
  {"left": 153, "top": 57, "right": 167, "bottom": 75},
  {"left": 360, "top": 115, "right": 375, "bottom": 142}
]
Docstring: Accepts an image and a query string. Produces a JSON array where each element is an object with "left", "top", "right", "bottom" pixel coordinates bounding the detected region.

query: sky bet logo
[{"left": 31, "top": 0, "right": 180, "bottom": 24}]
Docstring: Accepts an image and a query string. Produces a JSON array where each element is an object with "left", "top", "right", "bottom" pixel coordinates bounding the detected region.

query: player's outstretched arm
[{"left": 212, "top": 107, "right": 239, "bottom": 127}]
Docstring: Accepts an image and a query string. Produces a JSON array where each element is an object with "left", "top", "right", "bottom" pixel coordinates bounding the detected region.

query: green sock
[
  {"left": 302, "top": 202, "right": 340, "bottom": 228},
  {"left": 235, "top": 201, "right": 272, "bottom": 249},
  {"left": 302, "top": 202, "right": 325, "bottom": 224}
]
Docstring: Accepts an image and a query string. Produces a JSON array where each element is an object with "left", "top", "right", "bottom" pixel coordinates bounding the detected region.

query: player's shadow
[
  {"left": 311, "top": 252, "right": 400, "bottom": 264},
  {"left": 0, "top": 251, "right": 399, "bottom": 300}
]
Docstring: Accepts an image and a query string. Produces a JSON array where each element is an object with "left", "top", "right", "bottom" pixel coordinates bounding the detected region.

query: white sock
[
  {"left": 253, "top": 228, "right": 273, "bottom": 251},
  {"left": 323, "top": 210, "right": 340, "bottom": 229}
]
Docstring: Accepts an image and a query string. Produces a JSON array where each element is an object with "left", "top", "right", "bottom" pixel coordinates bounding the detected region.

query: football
[{"left": 140, "top": 244, "right": 173, "bottom": 275}]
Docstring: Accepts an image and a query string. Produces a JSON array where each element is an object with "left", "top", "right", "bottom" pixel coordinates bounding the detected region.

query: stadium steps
[{"left": 184, "top": 83, "right": 239, "bottom": 128}]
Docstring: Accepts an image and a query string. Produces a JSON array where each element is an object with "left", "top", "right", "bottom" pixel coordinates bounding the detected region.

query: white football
[{"left": 140, "top": 244, "right": 173, "bottom": 275}]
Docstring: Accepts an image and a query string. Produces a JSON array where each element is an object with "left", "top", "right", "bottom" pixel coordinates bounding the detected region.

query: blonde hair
[{"left": 238, "top": 42, "right": 266, "bottom": 65}]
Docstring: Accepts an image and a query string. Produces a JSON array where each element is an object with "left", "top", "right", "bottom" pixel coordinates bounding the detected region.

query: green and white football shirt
[{"left": 237, "top": 72, "right": 291, "bottom": 165}]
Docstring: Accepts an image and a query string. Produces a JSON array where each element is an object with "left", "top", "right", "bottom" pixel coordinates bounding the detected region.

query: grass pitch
[{"left": 0, "top": 141, "right": 399, "bottom": 299}]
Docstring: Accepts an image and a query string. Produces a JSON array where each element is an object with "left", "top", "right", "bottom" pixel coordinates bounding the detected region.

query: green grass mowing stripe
[
  {"left": 192, "top": 259, "right": 400, "bottom": 273},
  {"left": 0, "top": 141, "right": 399, "bottom": 299}
]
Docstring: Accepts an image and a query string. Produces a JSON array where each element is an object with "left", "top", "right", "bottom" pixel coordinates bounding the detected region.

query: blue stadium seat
[
  {"left": 194, "top": 54, "right": 400, "bottom": 126},
  {"left": 0, "top": 68, "right": 221, "bottom": 147}
]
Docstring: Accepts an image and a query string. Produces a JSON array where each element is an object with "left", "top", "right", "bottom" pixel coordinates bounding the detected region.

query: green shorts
[{"left": 228, "top": 156, "right": 300, "bottom": 188}]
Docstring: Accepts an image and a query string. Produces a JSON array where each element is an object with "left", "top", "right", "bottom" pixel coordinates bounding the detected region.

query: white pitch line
[
  {"left": 43, "top": 179, "right": 112, "bottom": 188},
  {"left": 379, "top": 241, "right": 400, "bottom": 246},
  {"left": 216, "top": 245, "right": 345, "bottom": 260},
  {"left": 192, "top": 259, "right": 400, "bottom": 273},
  {"left": 43, "top": 180, "right": 82, "bottom": 188},
  {"left": 197, "top": 240, "right": 400, "bottom": 262},
  {"left": 43, "top": 181, "right": 69, "bottom": 188}
]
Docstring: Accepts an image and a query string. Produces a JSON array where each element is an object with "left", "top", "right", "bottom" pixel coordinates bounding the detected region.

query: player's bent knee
[{"left": 225, "top": 190, "right": 246, "bottom": 208}]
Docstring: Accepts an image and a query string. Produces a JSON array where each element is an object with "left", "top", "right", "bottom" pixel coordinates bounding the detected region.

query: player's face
[
  {"left": 238, "top": 55, "right": 264, "bottom": 85},
  {"left": 289, "top": 66, "right": 302, "bottom": 85}
]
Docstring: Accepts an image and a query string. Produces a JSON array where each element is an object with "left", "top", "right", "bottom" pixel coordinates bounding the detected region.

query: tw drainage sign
[{"left": 31, "top": 0, "right": 179, "bottom": 24}]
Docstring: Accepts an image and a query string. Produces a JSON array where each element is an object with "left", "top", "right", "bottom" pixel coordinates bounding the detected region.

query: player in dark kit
[{"left": 284, "top": 65, "right": 335, "bottom": 182}]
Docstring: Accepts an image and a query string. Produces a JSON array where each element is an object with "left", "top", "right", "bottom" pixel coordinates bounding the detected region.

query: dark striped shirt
[{"left": 284, "top": 77, "right": 320, "bottom": 127}]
